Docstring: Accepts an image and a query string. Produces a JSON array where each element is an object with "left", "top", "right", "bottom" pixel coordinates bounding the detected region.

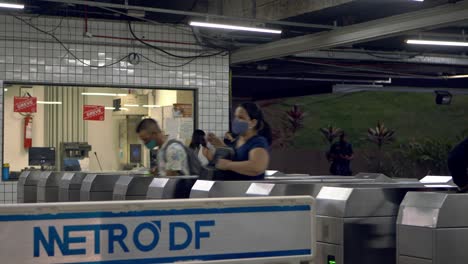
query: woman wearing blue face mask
[{"left": 215, "top": 102, "right": 272, "bottom": 180}]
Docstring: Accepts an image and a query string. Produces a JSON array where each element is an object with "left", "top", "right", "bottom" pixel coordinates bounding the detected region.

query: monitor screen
[
  {"left": 28, "top": 147, "right": 56, "bottom": 166},
  {"left": 130, "top": 144, "right": 142, "bottom": 163}
]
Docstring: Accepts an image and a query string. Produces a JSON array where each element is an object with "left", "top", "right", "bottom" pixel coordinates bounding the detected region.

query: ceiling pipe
[
  {"left": 39, "top": 0, "right": 337, "bottom": 30},
  {"left": 282, "top": 58, "right": 430, "bottom": 78},
  {"left": 407, "top": 31, "right": 468, "bottom": 40},
  {"left": 333, "top": 84, "right": 468, "bottom": 95},
  {"left": 231, "top": 0, "right": 468, "bottom": 63},
  {"left": 233, "top": 67, "right": 450, "bottom": 80},
  {"left": 302, "top": 70, "right": 443, "bottom": 80},
  {"left": 233, "top": 75, "right": 392, "bottom": 84},
  {"left": 295, "top": 48, "right": 468, "bottom": 67}
]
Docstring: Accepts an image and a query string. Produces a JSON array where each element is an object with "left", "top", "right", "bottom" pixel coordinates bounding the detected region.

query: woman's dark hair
[
  {"left": 239, "top": 102, "right": 272, "bottom": 145},
  {"left": 189, "top": 129, "right": 207, "bottom": 150}
]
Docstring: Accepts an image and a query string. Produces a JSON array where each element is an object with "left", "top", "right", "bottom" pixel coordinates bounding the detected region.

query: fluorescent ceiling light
[
  {"left": 105, "top": 106, "right": 129, "bottom": 111},
  {"left": 123, "top": 104, "right": 139, "bottom": 107},
  {"left": 81, "top": 92, "right": 127, "bottom": 97},
  {"left": 37, "top": 101, "right": 62, "bottom": 105},
  {"left": 3, "top": 88, "right": 7, "bottom": 92},
  {"left": 447, "top": 74, "right": 468, "bottom": 79},
  {"left": 0, "top": 2, "right": 24, "bottom": 9},
  {"left": 412, "top": 0, "right": 424, "bottom": 2},
  {"left": 143, "top": 105, "right": 161, "bottom": 108},
  {"left": 190, "top": 21, "right": 282, "bottom": 34},
  {"left": 406, "top": 39, "right": 468, "bottom": 47}
]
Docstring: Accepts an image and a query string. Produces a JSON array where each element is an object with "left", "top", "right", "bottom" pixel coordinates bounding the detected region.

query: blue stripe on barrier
[
  {"left": 61, "top": 249, "right": 312, "bottom": 264},
  {"left": 0, "top": 205, "right": 311, "bottom": 222}
]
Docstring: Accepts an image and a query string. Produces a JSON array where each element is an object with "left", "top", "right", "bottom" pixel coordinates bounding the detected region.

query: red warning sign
[
  {"left": 14, "top": 97, "right": 37, "bottom": 113},
  {"left": 83, "top": 105, "right": 105, "bottom": 121}
]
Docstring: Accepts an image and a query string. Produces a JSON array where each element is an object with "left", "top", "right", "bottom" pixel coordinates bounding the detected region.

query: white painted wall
[
  {"left": 155, "top": 90, "right": 178, "bottom": 107},
  {"left": 177, "top": 90, "right": 194, "bottom": 105},
  {"left": 85, "top": 88, "right": 120, "bottom": 171},
  {"left": 3, "top": 85, "right": 45, "bottom": 171}
]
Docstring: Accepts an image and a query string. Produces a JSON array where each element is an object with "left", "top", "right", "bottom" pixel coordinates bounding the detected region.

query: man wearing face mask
[
  {"left": 136, "top": 118, "right": 189, "bottom": 177},
  {"left": 209, "top": 102, "right": 272, "bottom": 180}
]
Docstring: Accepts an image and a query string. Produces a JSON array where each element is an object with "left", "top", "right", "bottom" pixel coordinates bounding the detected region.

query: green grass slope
[{"left": 265, "top": 91, "right": 468, "bottom": 149}]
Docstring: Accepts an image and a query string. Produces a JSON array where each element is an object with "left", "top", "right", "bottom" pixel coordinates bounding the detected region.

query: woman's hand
[
  {"left": 202, "top": 146, "right": 214, "bottom": 161},
  {"left": 224, "top": 132, "right": 234, "bottom": 142},
  {"left": 207, "top": 133, "right": 225, "bottom": 148},
  {"left": 216, "top": 159, "right": 232, "bottom": 170}
]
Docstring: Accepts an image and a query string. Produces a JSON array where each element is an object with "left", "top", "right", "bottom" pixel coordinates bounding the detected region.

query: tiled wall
[
  {"left": 0, "top": 181, "right": 17, "bottom": 204},
  {"left": 0, "top": 14, "right": 230, "bottom": 203}
]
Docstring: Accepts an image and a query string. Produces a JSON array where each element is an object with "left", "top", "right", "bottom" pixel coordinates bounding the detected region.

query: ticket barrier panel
[
  {"left": 190, "top": 180, "right": 253, "bottom": 198},
  {"left": 397, "top": 192, "right": 468, "bottom": 264},
  {"left": 17, "top": 171, "right": 32, "bottom": 203},
  {"left": 37, "top": 171, "right": 66, "bottom": 203},
  {"left": 146, "top": 176, "right": 198, "bottom": 199},
  {"left": 60, "top": 172, "right": 141, "bottom": 202},
  {"left": 190, "top": 175, "right": 386, "bottom": 199},
  {"left": 205, "top": 177, "right": 453, "bottom": 264},
  {"left": 17, "top": 171, "right": 51, "bottom": 203},
  {"left": 80, "top": 174, "right": 124, "bottom": 201},
  {"left": 245, "top": 178, "right": 382, "bottom": 198},
  {"left": 265, "top": 173, "right": 394, "bottom": 182},
  {"left": 316, "top": 184, "right": 457, "bottom": 264},
  {"left": 188, "top": 175, "right": 455, "bottom": 264},
  {"left": 265, "top": 173, "right": 393, "bottom": 182},
  {"left": 244, "top": 175, "right": 455, "bottom": 198},
  {"left": 113, "top": 175, "right": 154, "bottom": 200},
  {"left": 419, "top": 175, "right": 453, "bottom": 185},
  {"left": 58, "top": 172, "right": 88, "bottom": 202}
]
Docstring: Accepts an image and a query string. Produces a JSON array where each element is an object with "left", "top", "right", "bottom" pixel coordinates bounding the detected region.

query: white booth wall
[
  {"left": 3, "top": 85, "right": 46, "bottom": 172},
  {"left": 86, "top": 88, "right": 120, "bottom": 172},
  {"left": 0, "top": 14, "right": 230, "bottom": 203}
]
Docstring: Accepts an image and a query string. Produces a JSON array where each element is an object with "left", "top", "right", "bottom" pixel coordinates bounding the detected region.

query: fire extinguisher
[{"left": 24, "top": 115, "right": 33, "bottom": 149}]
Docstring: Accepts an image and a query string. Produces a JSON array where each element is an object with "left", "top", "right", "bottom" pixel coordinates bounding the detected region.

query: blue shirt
[{"left": 222, "top": 135, "right": 270, "bottom": 181}]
